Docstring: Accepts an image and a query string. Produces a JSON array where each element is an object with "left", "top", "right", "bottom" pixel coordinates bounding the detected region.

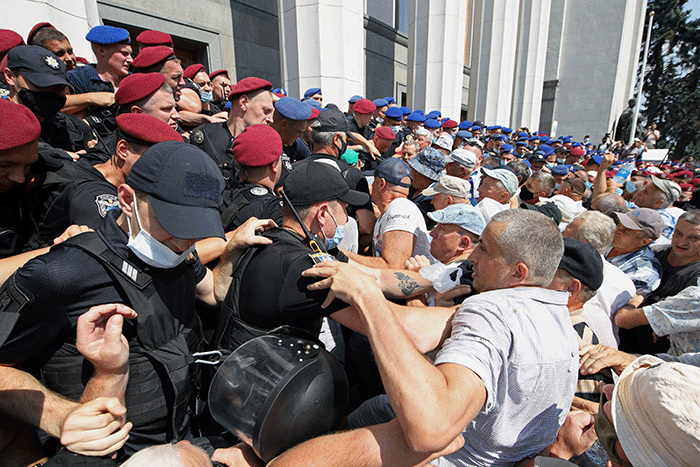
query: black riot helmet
[{"left": 208, "top": 329, "right": 348, "bottom": 462}]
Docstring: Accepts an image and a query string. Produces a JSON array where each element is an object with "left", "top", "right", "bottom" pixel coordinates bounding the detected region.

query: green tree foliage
[{"left": 641, "top": 0, "right": 700, "bottom": 159}]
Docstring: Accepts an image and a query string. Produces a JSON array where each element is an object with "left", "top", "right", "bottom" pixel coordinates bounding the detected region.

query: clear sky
[{"left": 687, "top": 0, "right": 700, "bottom": 19}]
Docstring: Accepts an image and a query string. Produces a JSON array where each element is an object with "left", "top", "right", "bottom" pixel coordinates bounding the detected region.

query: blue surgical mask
[
  {"left": 585, "top": 181, "right": 593, "bottom": 189},
  {"left": 390, "top": 125, "right": 401, "bottom": 134},
  {"left": 323, "top": 211, "right": 345, "bottom": 250},
  {"left": 376, "top": 117, "right": 384, "bottom": 125},
  {"left": 127, "top": 200, "right": 195, "bottom": 268},
  {"left": 554, "top": 183, "right": 560, "bottom": 190},
  {"left": 200, "top": 91, "right": 213, "bottom": 103}
]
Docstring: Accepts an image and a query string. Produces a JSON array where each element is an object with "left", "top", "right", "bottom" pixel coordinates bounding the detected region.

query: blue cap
[
  {"left": 406, "top": 111, "right": 426, "bottom": 122},
  {"left": 424, "top": 118, "right": 441, "bottom": 129},
  {"left": 385, "top": 107, "right": 402, "bottom": 119},
  {"left": 591, "top": 155, "right": 603, "bottom": 165},
  {"left": 348, "top": 95, "right": 363, "bottom": 103},
  {"left": 400, "top": 106, "right": 412, "bottom": 115},
  {"left": 515, "top": 141, "right": 527, "bottom": 146},
  {"left": 303, "top": 87, "right": 321, "bottom": 99},
  {"left": 275, "top": 97, "right": 312, "bottom": 121},
  {"left": 85, "top": 25, "right": 130, "bottom": 45},
  {"left": 563, "top": 136, "right": 572, "bottom": 143},
  {"left": 540, "top": 136, "right": 551, "bottom": 143},
  {"left": 501, "top": 127, "right": 513, "bottom": 134},
  {"left": 304, "top": 99, "right": 322, "bottom": 111},
  {"left": 407, "top": 147, "right": 446, "bottom": 181},
  {"left": 373, "top": 98, "right": 388, "bottom": 107},
  {"left": 383, "top": 96, "right": 396, "bottom": 104},
  {"left": 518, "top": 132, "right": 529, "bottom": 138},
  {"left": 426, "top": 110, "right": 441, "bottom": 119},
  {"left": 500, "top": 144, "right": 514, "bottom": 154},
  {"left": 374, "top": 158, "right": 412, "bottom": 187},
  {"left": 486, "top": 125, "right": 501, "bottom": 131},
  {"left": 459, "top": 120, "right": 473, "bottom": 130},
  {"left": 414, "top": 109, "right": 425, "bottom": 114},
  {"left": 427, "top": 204, "right": 486, "bottom": 236},
  {"left": 551, "top": 165, "right": 569, "bottom": 176},
  {"left": 471, "top": 125, "right": 482, "bottom": 131},
  {"left": 271, "top": 88, "right": 287, "bottom": 96},
  {"left": 528, "top": 135, "right": 540, "bottom": 141},
  {"left": 455, "top": 130, "right": 472, "bottom": 139}
]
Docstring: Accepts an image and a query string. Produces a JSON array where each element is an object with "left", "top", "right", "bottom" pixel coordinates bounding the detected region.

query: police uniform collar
[{"left": 96, "top": 208, "right": 147, "bottom": 269}]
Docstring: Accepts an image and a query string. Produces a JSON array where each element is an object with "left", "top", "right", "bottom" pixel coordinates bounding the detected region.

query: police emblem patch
[
  {"left": 192, "top": 129, "right": 204, "bottom": 145},
  {"left": 250, "top": 187, "right": 268, "bottom": 196},
  {"left": 0, "top": 89, "right": 9, "bottom": 99},
  {"left": 94, "top": 194, "right": 120, "bottom": 217},
  {"left": 45, "top": 56, "right": 60, "bottom": 70}
]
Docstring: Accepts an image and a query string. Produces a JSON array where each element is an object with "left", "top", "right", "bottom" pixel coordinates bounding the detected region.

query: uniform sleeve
[{"left": 0, "top": 258, "right": 73, "bottom": 365}]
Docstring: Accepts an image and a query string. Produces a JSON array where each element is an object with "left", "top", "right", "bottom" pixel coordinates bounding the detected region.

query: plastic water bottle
[{"left": 612, "top": 162, "right": 634, "bottom": 184}]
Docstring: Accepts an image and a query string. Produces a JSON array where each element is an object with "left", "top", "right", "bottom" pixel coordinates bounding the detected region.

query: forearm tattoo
[{"left": 394, "top": 272, "right": 421, "bottom": 296}]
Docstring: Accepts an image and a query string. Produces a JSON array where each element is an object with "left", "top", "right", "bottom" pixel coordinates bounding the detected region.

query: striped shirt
[{"left": 607, "top": 246, "right": 661, "bottom": 297}]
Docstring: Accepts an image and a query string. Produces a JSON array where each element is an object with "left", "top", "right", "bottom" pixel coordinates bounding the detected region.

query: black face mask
[
  {"left": 18, "top": 88, "right": 66, "bottom": 119},
  {"left": 520, "top": 184, "right": 535, "bottom": 201}
]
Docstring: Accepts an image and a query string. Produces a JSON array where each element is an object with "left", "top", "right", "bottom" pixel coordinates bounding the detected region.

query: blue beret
[
  {"left": 275, "top": 97, "right": 312, "bottom": 121},
  {"left": 456, "top": 130, "right": 472, "bottom": 139},
  {"left": 383, "top": 96, "right": 396, "bottom": 104},
  {"left": 501, "top": 144, "right": 514, "bottom": 154},
  {"left": 271, "top": 88, "right": 287, "bottom": 96},
  {"left": 528, "top": 135, "right": 539, "bottom": 141},
  {"left": 572, "top": 142, "right": 581, "bottom": 147},
  {"left": 86, "top": 25, "right": 130, "bottom": 45},
  {"left": 406, "top": 111, "right": 426, "bottom": 122},
  {"left": 426, "top": 110, "right": 441, "bottom": 119},
  {"left": 563, "top": 137, "right": 572, "bottom": 143},
  {"left": 304, "top": 99, "right": 322, "bottom": 110},
  {"left": 348, "top": 95, "right": 363, "bottom": 103},
  {"left": 486, "top": 125, "right": 501, "bottom": 131},
  {"left": 540, "top": 136, "right": 551, "bottom": 143},
  {"left": 414, "top": 109, "right": 424, "bottom": 114},
  {"left": 523, "top": 160, "right": 532, "bottom": 168},
  {"left": 516, "top": 141, "right": 527, "bottom": 146},
  {"left": 385, "top": 107, "right": 402, "bottom": 119},
  {"left": 591, "top": 155, "right": 603, "bottom": 165},
  {"left": 373, "top": 98, "right": 388, "bottom": 107},
  {"left": 551, "top": 165, "right": 569, "bottom": 175},
  {"left": 400, "top": 106, "right": 412, "bottom": 115},
  {"left": 501, "top": 127, "right": 513, "bottom": 134},
  {"left": 459, "top": 120, "right": 473, "bottom": 130},
  {"left": 303, "top": 87, "right": 321, "bottom": 99},
  {"left": 518, "top": 132, "right": 529, "bottom": 138},
  {"left": 471, "top": 125, "right": 482, "bottom": 131},
  {"left": 496, "top": 135, "right": 506, "bottom": 142},
  {"left": 424, "top": 118, "right": 441, "bottom": 129}
]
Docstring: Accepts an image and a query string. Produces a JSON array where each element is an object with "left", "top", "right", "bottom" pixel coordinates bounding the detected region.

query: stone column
[
  {"left": 407, "top": 0, "right": 469, "bottom": 119},
  {"left": 278, "top": 0, "right": 365, "bottom": 104},
  {"left": 467, "top": 0, "right": 520, "bottom": 125},
  {"left": 510, "top": 0, "right": 551, "bottom": 130}
]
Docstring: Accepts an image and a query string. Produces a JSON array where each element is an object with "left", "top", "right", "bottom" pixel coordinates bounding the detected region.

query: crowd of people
[{"left": 0, "top": 21, "right": 699, "bottom": 467}]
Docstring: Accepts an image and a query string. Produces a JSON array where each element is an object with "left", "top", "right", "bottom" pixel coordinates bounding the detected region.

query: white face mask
[{"left": 126, "top": 199, "right": 195, "bottom": 269}]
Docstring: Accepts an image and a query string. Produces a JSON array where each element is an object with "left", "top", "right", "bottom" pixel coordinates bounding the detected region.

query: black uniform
[
  {"left": 284, "top": 137, "right": 311, "bottom": 162},
  {"left": 213, "top": 227, "right": 349, "bottom": 352},
  {"left": 32, "top": 158, "right": 118, "bottom": 248},
  {"left": 0, "top": 188, "right": 36, "bottom": 258},
  {"left": 0, "top": 210, "right": 207, "bottom": 459},
  {"left": 220, "top": 182, "right": 283, "bottom": 232},
  {"left": 66, "top": 64, "right": 118, "bottom": 138},
  {"left": 209, "top": 100, "right": 228, "bottom": 115},
  {"left": 41, "top": 111, "right": 95, "bottom": 152},
  {"left": 189, "top": 122, "right": 238, "bottom": 211}
]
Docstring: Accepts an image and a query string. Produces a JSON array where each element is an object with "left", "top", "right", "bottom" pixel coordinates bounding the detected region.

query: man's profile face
[
  {"left": 401, "top": 144, "right": 416, "bottom": 161},
  {"left": 355, "top": 112, "right": 372, "bottom": 128},
  {"left": 431, "top": 192, "right": 450, "bottom": 211},
  {"left": 429, "top": 222, "right": 464, "bottom": 263},
  {"left": 130, "top": 194, "right": 197, "bottom": 253},
  {"left": 192, "top": 71, "right": 212, "bottom": 93},
  {"left": 670, "top": 218, "right": 700, "bottom": 264},
  {"left": 0, "top": 141, "right": 39, "bottom": 192},
  {"left": 141, "top": 89, "right": 179, "bottom": 129},
  {"left": 631, "top": 182, "right": 661, "bottom": 209},
  {"left": 105, "top": 43, "right": 132, "bottom": 77},
  {"left": 477, "top": 175, "right": 506, "bottom": 203},
  {"left": 243, "top": 91, "right": 274, "bottom": 127},
  {"left": 611, "top": 223, "right": 650, "bottom": 255},
  {"left": 212, "top": 75, "right": 231, "bottom": 101},
  {"left": 44, "top": 39, "right": 77, "bottom": 71},
  {"left": 160, "top": 61, "right": 185, "bottom": 100},
  {"left": 467, "top": 222, "right": 512, "bottom": 292}
]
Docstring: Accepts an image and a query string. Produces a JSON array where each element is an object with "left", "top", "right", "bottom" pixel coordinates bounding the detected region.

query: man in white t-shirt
[
  {"left": 475, "top": 166, "right": 518, "bottom": 223},
  {"left": 344, "top": 158, "right": 432, "bottom": 268}
]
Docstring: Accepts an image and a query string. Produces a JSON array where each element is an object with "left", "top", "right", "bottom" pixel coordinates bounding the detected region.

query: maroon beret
[
  {"left": 26, "top": 22, "right": 55, "bottom": 45},
  {"left": 0, "top": 99, "right": 41, "bottom": 150},
  {"left": 132, "top": 46, "right": 176, "bottom": 70},
  {"left": 441, "top": 119, "right": 458, "bottom": 129},
  {"left": 309, "top": 107, "right": 321, "bottom": 119},
  {"left": 228, "top": 77, "right": 272, "bottom": 101},
  {"left": 76, "top": 56, "right": 89, "bottom": 65},
  {"left": 209, "top": 69, "right": 228, "bottom": 80},
  {"left": 375, "top": 126, "right": 396, "bottom": 141},
  {"left": 570, "top": 146, "right": 585, "bottom": 157},
  {"left": 231, "top": 124, "right": 282, "bottom": 167},
  {"left": 689, "top": 178, "right": 700, "bottom": 187},
  {"left": 115, "top": 72, "right": 165, "bottom": 105},
  {"left": 183, "top": 63, "right": 205, "bottom": 80},
  {"left": 353, "top": 98, "right": 376, "bottom": 115},
  {"left": 116, "top": 113, "right": 183, "bottom": 145},
  {"left": 135, "top": 30, "right": 173, "bottom": 47},
  {"left": 679, "top": 183, "right": 693, "bottom": 191},
  {"left": 0, "top": 29, "right": 24, "bottom": 55}
]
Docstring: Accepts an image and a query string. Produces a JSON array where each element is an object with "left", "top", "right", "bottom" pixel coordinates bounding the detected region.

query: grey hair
[
  {"left": 593, "top": 193, "right": 627, "bottom": 217},
  {"left": 679, "top": 209, "right": 700, "bottom": 225},
  {"left": 415, "top": 128, "right": 433, "bottom": 144},
  {"left": 555, "top": 269, "right": 598, "bottom": 304},
  {"left": 119, "top": 443, "right": 211, "bottom": 467},
  {"left": 507, "top": 160, "right": 531, "bottom": 186},
  {"left": 310, "top": 129, "right": 337, "bottom": 146},
  {"left": 572, "top": 211, "right": 615, "bottom": 255},
  {"left": 141, "top": 83, "right": 175, "bottom": 111},
  {"left": 530, "top": 171, "right": 555, "bottom": 197},
  {"left": 655, "top": 189, "right": 673, "bottom": 209},
  {"left": 490, "top": 209, "right": 564, "bottom": 286}
]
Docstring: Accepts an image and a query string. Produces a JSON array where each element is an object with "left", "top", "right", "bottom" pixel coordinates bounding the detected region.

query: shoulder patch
[
  {"left": 192, "top": 129, "right": 204, "bottom": 145},
  {"left": 94, "top": 194, "right": 119, "bottom": 218},
  {"left": 0, "top": 89, "right": 9, "bottom": 99},
  {"left": 250, "top": 186, "right": 268, "bottom": 196}
]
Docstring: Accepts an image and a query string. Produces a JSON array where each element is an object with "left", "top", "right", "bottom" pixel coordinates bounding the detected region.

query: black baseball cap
[
  {"left": 559, "top": 238, "right": 604, "bottom": 291},
  {"left": 6, "top": 45, "right": 69, "bottom": 88},
  {"left": 126, "top": 141, "right": 226, "bottom": 240},
  {"left": 519, "top": 201, "right": 562, "bottom": 225},
  {"left": 284, "top": 160, "right": 369, "bottom": 206},
  {"left": 311, "top": 108, "right": 350, "bottom": 134}
]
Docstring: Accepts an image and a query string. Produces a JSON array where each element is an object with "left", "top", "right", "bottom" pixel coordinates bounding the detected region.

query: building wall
[
  {"left": 231, "top": 1, "right": 281, "bottom": 85},
  {"left": 364, "top": 14, "right": 409, "bottom": 103}
]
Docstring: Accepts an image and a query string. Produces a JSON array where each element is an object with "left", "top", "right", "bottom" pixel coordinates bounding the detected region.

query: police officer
[
  {"left": 189, "top": 76, "right": 274, "bottom": 210},
  {"left": 5, "top": 45, "right": 95, "bottom": 154},
  {"left": 0, "top": 29, "right": 25, "bottom": 96},
  {"left": 31, "top": 114, "right": 184, "bottom": 248},
  {"left": 135, "top": 29, "right": 173, "bottom": 48},
  {"left": 220, "top": 124, "right": 284, "bottom": 232},
  {"left": 0, "top": 141, "right": 229, "bottom": 459},
  {"left": 213, "top": 160, "right": 370, "bottom": 352},
  {"left": 208, "top": 69, "right": 231, "bottom": 114},
  {"left": 131, "top": 46, "right": 185, "bottom": 101},
  {"left": 269, "top": 96, "right": 313, "bottom": 163}
]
